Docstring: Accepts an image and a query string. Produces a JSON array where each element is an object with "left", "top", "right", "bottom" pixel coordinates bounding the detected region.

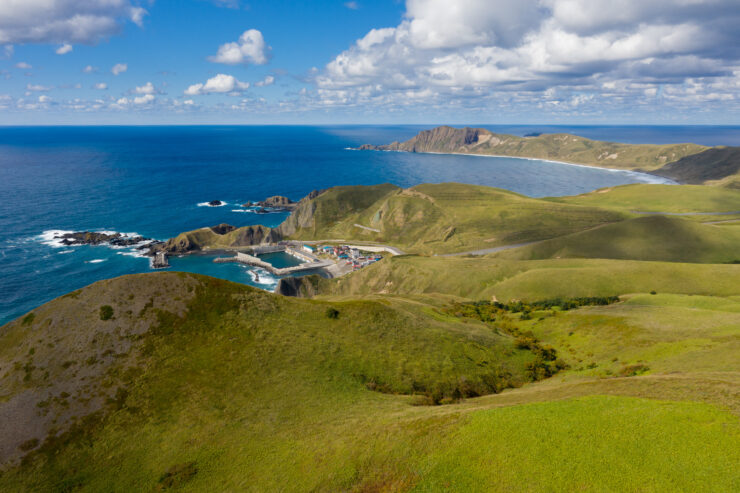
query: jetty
[
  {"left": 151, "top": 251, "right": 170, "bottom": 269},
  {"left": 214, "top": 245, "right": 332, "bottom": 276}
]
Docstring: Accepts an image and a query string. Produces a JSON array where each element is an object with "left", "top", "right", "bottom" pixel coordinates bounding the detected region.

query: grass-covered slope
[
  {"left": 323, "top": 255, "right": 740, "bottom": 301},
  {"left": 491, "top": 215, "right": 740, "bottom": 263},
  {"left": 161, "top": 223, "right": 278, "bottom": 254},
  {"left": 0, "top": 272, "right": 537, "bottom": 490},
  {"left": 653, "top": 146, "right": 740, "bottom": 184},
  {"left": 548, "top": 183, "right": 740, "bottom": 214},
  {"left": 2, "top": 273, "right": 739, "bottom": 491},
  {"left": 284, "top": 183, "right": 625, "bottom": 254},
  {"left": 361, "top": 126, "right": 706, "bottom": 172}
]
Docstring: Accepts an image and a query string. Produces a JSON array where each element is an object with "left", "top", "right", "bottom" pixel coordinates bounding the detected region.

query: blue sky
[{"left": 1, "top": 0, "right": 739, "bottom": 124}]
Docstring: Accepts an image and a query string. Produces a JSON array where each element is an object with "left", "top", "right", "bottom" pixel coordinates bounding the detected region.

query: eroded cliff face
[
  {"left": 159, "top": 224, "right": 280, "bottom": 254},
  {"left": 359, "top": 126, "right": 496, "bottom": 153},
  {"left": 274, "top": 275, "right": 322, "bottom": 298},
  {"left": 276, "top": 189, "right": 326, "bottom": 237}
]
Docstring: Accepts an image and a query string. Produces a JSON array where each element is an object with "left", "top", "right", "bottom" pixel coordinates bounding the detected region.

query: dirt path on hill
[
  {"left": 436, "top": 242, "right": 538, "bottom": 257},
  {"left": 633, "top": 210, "right": 740, "bottom": 216}
]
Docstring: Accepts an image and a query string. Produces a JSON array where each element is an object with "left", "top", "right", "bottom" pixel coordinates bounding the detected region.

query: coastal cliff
[
  {"left": 156, "top": 224, "right": 280, "bottom": 254},
  {"left": 360, "top": 126, "right": 740, "bottom": 184}
]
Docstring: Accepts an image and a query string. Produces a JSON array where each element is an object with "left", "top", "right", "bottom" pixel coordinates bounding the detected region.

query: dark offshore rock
[
  {"left": 208, "top": 200, "right": 224, "bottom": 206},
  {"left": 57, "top": 231, "right": 153, "bottom": 247}
]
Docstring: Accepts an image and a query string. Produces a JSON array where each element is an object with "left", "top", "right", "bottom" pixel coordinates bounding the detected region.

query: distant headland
[{"left": 358, "top": 126, "right": 740, "bottom": 186}]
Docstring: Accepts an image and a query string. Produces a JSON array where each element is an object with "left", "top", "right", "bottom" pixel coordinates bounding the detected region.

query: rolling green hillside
[
  {"left": 1, "top": 272, "right": 738, "bottom": 491},
  {"left": 0, "top": 272, "right": 538, "bottom": 490},
  {"left": 548, "top": 183, "right": 740, "bottom": 214},
  {"left": 492, "top": 215, "right": 740, "bottom": 263},
  {"left": 653, "top": 146, "right": 740, "bottom": 184},
  {"left": 282, "top": 183, "right": 625, "bottom": 254},
  {"left": 161, "top": 182, "right": 740, "bottom": 258},
  {"left": 323, "top": 255, "right": 740, "bottom": 301}
]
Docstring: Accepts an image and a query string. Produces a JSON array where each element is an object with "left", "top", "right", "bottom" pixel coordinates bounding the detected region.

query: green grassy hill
[
  {"left": 492, "top": 215, "right": 740, "bottom": 263},
  {"left": 157, "top": 183, "right": 740, "bottom": 258},
  {"left": 161, "top": 224, "right": 278, "bottom": 254},
  {"left": 282, "top": 183, "right": 625, "bottom": 254},
  {"left": 1, "top": 272, "right": 738, "bottom": 491},
  {"left": 0, "top": 272, "right": 539, "bottom": 490},
  {"left": 323, "top": 255, "right": 740, "bottom": 301},
  {"left": 548, "top": 183, "right": 740, "bottom": 214},
  {"left": 653, "top": 146, "right": 740, "bottom": 184}
]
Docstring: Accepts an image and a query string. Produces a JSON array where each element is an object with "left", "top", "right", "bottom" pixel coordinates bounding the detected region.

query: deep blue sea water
[{"left": 1, "top": 125, "right": 739, "bottom": 325}]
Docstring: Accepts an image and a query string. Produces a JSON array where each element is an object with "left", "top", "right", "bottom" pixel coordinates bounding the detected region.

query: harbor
[
  {"left": 213, "top": 244, "right": 333, "bottom": 276},
  {"left": 212, "top": 241, "right": 393, "bottom": 278}
]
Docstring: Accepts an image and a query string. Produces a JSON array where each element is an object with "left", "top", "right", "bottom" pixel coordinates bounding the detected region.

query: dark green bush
[
  {"left": 619, "top": 364, "right": 650, "bottom": 377},
  {"left": 99, "top": 305, "right": 114, "bottom": 321},
  {"left": 325, "top": 307, "right": 339, "bottom": 319}
]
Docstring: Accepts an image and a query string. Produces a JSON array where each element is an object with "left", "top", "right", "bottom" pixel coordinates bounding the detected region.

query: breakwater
[{"left": 214, "top": 250, "right": 332, "bottom": 276}]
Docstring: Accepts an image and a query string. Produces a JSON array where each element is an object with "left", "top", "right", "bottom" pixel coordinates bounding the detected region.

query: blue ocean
[{"left": 1, "top": 125, "right": 739, "bottom": 325}]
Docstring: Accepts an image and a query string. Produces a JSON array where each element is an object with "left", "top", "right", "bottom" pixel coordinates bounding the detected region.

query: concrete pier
[
  {"left": 151, "top": 251, "right": 169, "bottom": 268},
  {"left": 214, "top": 251, "right": 332, "bottom": 276}
]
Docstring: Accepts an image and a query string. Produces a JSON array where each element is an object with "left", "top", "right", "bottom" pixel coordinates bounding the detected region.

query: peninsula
[{"left": 359, "top": 126, "right": 740, "bottom": 186}]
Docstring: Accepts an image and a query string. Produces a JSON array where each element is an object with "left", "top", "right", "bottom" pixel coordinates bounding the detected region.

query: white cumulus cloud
[
  {"left": 133, "top": 93, "right": 154, "bottom": 104},
  {"left": 208, "top": 29, "right": 270, "bottom": 65},
  {"left": 315, "top": 0, "right": 740, "bottom": 114},
  {"left": 93, "top": 82, "right": 107, "bottom": 90},
  {"left": 15, "top": 61, "right": 31, "bottom": 69},
  {"left": 255, "top": 75, "right": 275, "bottom": 87},
  {"left": 0, "top": 0, "right": 148, "bottom": 45},
  {"left": 55, "top": 43, "right": 73, "bottom": 55},
  {"left": 135, "top": 81, "right": 155, "bottom": 94},
  {"left": 184, "top": 73, "right": 250, "bottom": 95},
  {"left": 83, "top": 65, "right": 96, "bottom": 73},
  {"left": 111, "top": 63, "right": 127, "bottom": 75}
]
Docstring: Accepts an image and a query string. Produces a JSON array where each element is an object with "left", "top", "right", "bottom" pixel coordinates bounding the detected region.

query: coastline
[{"left": 357, "top": 148, "right": 678, "bottom": 185}]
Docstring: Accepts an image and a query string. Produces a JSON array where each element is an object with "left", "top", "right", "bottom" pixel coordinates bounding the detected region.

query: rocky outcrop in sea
[{"left": 54, "top": 231, "right": 162, "bottom": 250}]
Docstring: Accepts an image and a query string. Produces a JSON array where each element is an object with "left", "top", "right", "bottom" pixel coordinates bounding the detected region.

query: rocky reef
[{"left": 54, "top": 231, "right": 162, "bottom": 251}]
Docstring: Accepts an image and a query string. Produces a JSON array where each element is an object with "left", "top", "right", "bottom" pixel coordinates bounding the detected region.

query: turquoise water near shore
[
  {"left": 1, "top": 125, "right": 738, "bottom": 325},
  {"left": 259, "top": 251, "right": 306, "bottom": 269}
]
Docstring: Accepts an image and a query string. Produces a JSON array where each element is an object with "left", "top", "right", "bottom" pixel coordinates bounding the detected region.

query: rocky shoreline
[{"left": 53, "top": 231, "right": 164, "bottom": 255}]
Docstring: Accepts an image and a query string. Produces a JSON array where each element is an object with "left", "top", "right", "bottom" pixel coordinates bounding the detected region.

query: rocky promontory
[{"left": 147, "top": 189, "right": 329, "bottom": 256}]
